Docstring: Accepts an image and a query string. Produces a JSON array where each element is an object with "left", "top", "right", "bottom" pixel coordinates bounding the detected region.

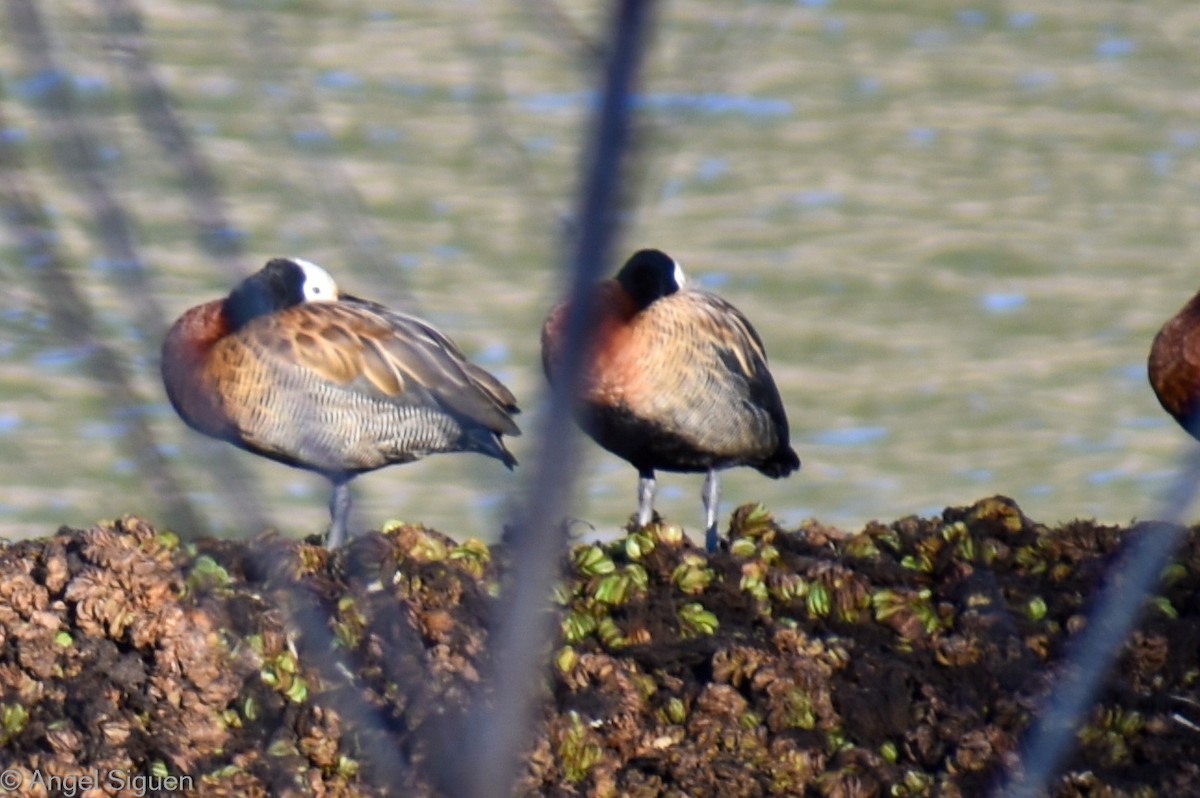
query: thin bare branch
[
  {"left": 449, "top": 2, "right": 658, "bottom": 797},
  {"left": 0, "top": 94, "right": 204, "bottom": 535}
]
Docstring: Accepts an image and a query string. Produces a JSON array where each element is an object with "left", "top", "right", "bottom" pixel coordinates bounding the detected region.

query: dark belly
[{"left": 579, "top": 402, "right": 765, "bottom": 473}]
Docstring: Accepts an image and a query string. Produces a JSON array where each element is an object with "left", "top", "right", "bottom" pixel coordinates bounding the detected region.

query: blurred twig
[
  {"left": 96, "top": 0, "right": 248, "bottom": 279},
  {"left": 450, "top": 2, "right": 658, "bottom": 797},
  {"left": 246, "top": 542, "right": 421, "bottom": 793},
  {"left": 992, "top": 447, "right": 1198, "bottom": 797},
  {"left": 0, "top": 95, "right": 204, "bottom": 535},
  {"left": 96, "top": 0, "right": 277, "bottom": 536},
  {"left": 4, "top": 0, "right": 270, "bottom": 537},
  {"left": 6, "top": 0, "right": 167, "bottom": 346}
]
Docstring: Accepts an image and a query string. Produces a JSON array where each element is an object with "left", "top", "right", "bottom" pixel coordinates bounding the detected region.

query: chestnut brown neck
[
  {"left": 168, "top": 301, "right": 229, "bottom": 358},
  {"left": 161, "top": 300, "right": 234, "bottom": 438}
]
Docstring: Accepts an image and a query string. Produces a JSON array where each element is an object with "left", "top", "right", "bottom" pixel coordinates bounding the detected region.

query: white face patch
[
  {"left": 291, "top": 257, "right": 339, "bottom": 302},
  {"left": 672, "top": 258, "right": 687, "bottom": 290}
]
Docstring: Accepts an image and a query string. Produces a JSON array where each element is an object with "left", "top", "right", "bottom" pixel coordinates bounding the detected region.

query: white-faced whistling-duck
[
  {"left": 162, "top": 257, "right": 520, "bottom": 548},
  {"left": 541, "top": 248, "right": 799, "bottom": 550}
]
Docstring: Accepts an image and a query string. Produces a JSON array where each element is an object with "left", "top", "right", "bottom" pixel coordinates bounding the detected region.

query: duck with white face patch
[
  {"left": 541, "top": 248, "right": 799, "bottom": 551},
  {"left": 162, "top": 257, "right": 521, "bottom": 548}
]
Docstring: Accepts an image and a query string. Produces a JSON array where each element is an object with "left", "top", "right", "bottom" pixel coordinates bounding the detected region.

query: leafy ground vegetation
[{"left": 0, "top": 496, "right": 1197, "bottom": 797}]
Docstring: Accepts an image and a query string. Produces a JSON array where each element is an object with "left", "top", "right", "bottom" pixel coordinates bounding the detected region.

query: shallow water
[{"left": 0, "top": 1, "right": 1198, "bottom": 541}]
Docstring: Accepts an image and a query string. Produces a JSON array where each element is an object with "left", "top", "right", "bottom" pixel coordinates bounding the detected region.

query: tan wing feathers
[
  {"left": 645, "top": 292, "right": 771, "bottom": 383},
  {"left": 619, "top": 290, "right": 786, "bottom": 456},
  {"left": 681, "top": 293, "right": 769, "bottom": 377},
  {"left": 368, "top": 316, "right": 520, "bottom": 435},
  {"left": 248, "top": 301, "right": 519, "bottom": 435},
  {"left": 463, "top": 361, "right": 519, "bottom": 409},
  {"left": 356, "top": 301, "right": 521, "bottom": 428},
  {"left": 358, "top": 336, "right": 407, "bottom": 396},
  {"left": 291, "top": 322, "right": 366, "bottom": 386}
]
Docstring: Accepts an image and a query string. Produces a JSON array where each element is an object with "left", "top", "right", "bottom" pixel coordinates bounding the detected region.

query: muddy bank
[{"left": 0, "top": 497, "right": 1197, "bottom": 797}]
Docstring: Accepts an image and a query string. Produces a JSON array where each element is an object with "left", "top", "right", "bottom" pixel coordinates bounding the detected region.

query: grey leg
[
  {"left": 326, "top": 479, "right": 353, "bottom": 549},
  {"left": 637, "top": 469, "right": 656, "bottom": 527},
  {"left": 702, "top": 468, "right": 720, "bottom": 552}
]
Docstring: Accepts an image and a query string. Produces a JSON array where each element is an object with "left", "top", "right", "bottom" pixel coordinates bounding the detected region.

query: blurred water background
[{"left": 1, "top": 0, "right": 1198, "bottom": 542}]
